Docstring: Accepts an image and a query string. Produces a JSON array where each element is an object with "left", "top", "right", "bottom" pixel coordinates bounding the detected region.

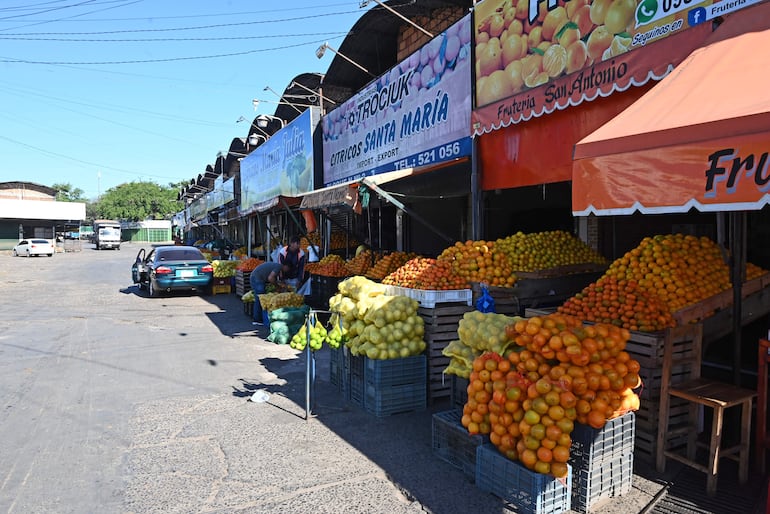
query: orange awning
[{"left": 572, "top": 2, "right": 770, "bottom": 215}]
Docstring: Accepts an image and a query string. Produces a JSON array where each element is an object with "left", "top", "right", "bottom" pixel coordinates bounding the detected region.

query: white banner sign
[{"left": 322, "top": 14, "right": 472, "bottom": 186}]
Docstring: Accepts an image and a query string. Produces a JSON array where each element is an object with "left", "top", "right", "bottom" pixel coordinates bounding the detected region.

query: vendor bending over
[{"left": 249, "top": 261, "right": 282, "bottom": 295}]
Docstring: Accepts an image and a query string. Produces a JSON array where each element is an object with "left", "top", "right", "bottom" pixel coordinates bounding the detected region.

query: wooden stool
[
  {"left": 656, "top": 323, "right": 756, "bottom": 497},
  {"left": 757, "top": 337, "right": 770, "bottom": 473}
]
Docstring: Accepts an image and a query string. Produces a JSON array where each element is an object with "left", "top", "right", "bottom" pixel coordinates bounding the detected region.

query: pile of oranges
[
  {"left": 236, "top": 257, "right": 264, "bottom": 272},
  {"left": 345, "top": 250, "right": 373, "bottom": 276},
  {"left": 438, "top": 240, "right": 516, "bottom": 287},
  {"left": 463, "top": 313, "right": 642, "bottom": 478},
  {"left": 557, "top": 275, "right": 675, "bottom": 332},
  {"left": 496, "top": 230, "right": 608, "bottom": 272},
  {"left": 365, "top": 252, "right": 418, "bottom": 280},
  {"left": 306, "top": 254, "right": 348, "bottom": 277},
  {"left": 559, "top": 234, "right": 769, "bottom": 330},
  {"left": 382, "top": 257, "right": 468, "bottom": 290}
]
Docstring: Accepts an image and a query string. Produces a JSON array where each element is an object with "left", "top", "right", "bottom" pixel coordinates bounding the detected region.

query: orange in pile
[
  {"left": 558, "top": 276, "right": 675, "bottom": 332},
  {"left": 463, "top": 313, "right": 642, "bottom": 478},
  {"left": 306, "top": 254, "right": 348, "bottom": 277},
  {"left": 345, "top": 250, "right": 373, "bottom": 276},
  {"left": 236, "top": 257, "right": 264, "bottom": 272},
  {"left": 382, "top": 257, "right": 468, "bottom": 290},
  {"left": 608, "top": 234, "right": 730, "bottom": 312},
  {"left": 365, "top": 252, "right": 418, "bottom": 280},
  {"left": 438, "top": 240, "right": 516, "bottom": 287}
]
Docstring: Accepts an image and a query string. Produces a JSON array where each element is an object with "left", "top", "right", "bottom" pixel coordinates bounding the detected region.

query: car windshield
[
  {"left": 31, "top": 239, "right": 50, "bottom": 244},
  {"left": 158, "top": 249, "right": 204, "bottom": 261}
]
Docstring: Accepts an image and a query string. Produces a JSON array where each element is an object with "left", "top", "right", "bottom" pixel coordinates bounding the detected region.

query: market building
[{"left": 0, "top": 181, "right": 85, "bottom": 250}]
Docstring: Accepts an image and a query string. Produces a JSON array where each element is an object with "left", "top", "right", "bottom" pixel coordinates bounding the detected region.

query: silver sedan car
[{"left": 13, "top": 239, "right": 55, "bottom": 257}]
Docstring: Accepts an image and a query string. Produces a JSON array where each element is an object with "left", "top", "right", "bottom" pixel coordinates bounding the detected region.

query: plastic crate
[
  {"left": 452, "top": 375, "right": 469, "bottom": 409},
  {"left": 364, "top": 354, "right": 426, "bottom": 387},
  {"left": 364, "top": 381, "right": 426, "bottom": 417},
  {"left": 212, "top": 285, "right": 232, "bottom": 295},
  {"left": 329, "top": 346, "right": 348, "bottom": 395},
  {"left": 349, "top": 353, "right": 365, "bottom": 407},
  {"left": 571, "top": 453, "right": 633, "bottom": 513},
  {"left": 432, "top": 409, "right": 486, "bottom": 480},
  {"left": 383, "top": 285, "right": 472, "bottom": 308},
  {"left": 243, "top": 301, "right": 254, "bottom": 317},
  {"left": 476, "top": 445, "right": 572, "bottom": 514},
  {"left": 570, "top": 412, "right": 635, "bottom": 470}
]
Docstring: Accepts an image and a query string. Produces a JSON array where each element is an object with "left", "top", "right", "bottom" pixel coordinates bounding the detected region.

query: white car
[{"left": 13, "top": 239, "right": 55, "bottom": 257}]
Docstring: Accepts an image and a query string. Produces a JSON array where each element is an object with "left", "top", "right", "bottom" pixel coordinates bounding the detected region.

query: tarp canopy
[{"left": 572, "top": 2, "right": 770, "bottom": 216}]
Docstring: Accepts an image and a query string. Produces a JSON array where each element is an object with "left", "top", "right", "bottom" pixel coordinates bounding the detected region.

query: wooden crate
[
  {"left": 212, "top": 285, "right": 232, "bottom": 295},
  {"left": 673, "top": 272, "right": 770, "bottom": 325},
  {"left": 235, "top": 270, "right": 252, "bottom": 297},
  {"left": 418, "top": 303, "right": 473, "bottom": 404}
]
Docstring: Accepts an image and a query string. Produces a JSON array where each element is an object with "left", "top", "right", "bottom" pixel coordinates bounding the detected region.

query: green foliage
[
  {"left": 52, "top": 183, "right": 86, "bottom": 202},
  {"left": 92, "top": 181, "right": 181, "bottom": 221}
]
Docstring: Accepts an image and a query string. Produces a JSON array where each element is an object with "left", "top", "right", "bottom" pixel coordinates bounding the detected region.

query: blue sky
[{"left": 0, "top": 0, "right": 366, "bottom": 199}]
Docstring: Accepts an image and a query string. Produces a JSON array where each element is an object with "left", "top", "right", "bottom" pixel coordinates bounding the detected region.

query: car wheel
[
  {"left": 148, "top": 279, "right": 160, "bottom": 298},
  {"left": 48, "top": 253, "right": 53, "bottom": 257}
]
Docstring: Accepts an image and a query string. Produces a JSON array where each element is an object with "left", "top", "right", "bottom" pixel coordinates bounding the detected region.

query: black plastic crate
[
  {"left": 451, "top": 375, "right": 469, "bottom": 409},
  {"left": 364, "top": 354, "right": 426, "bottom": 387},
  {"left": 572, "top": 453, "right": 633, "bottom": 513},
  {"left": 476, "top": 445, "right": 572, "bottom": 514},
  {"left": 432, "top": 409, "right": 486, "bottom": 480},
  {"left": 570, "top": 412, "right": 635, "bottom": 471},
  {"left": 364, "top": 381, "right": 426, "bottom": 417}
]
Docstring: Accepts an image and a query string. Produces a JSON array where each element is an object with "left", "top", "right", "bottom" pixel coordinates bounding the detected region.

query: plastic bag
[
  {"left": 475, "top": 285, "right": 496, "bottom": 313},
  {"left": 297, "top": 278, "right": 311, "bottom": 296}
]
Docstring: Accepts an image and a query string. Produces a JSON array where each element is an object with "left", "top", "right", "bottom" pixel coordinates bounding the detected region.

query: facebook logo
[{"left": 688, "top": 7, "right": 707, "bottom": 26}]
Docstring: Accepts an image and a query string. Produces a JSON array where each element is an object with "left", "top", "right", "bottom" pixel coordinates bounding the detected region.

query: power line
[
  {"left": 0, "top": 133, "right": 185, "bottom": 183},
  {"left": 0, "top": 30, "right": 349, "bottom": 42},
  {"left": 0, "top": 37, "right": 341, "bottom": 64},
  {"left": 0, "top": 9, "right": 361, "bottom": 34}
]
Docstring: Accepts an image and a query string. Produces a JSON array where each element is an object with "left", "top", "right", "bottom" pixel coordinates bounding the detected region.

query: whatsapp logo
[{"left": 636, "top": 0, "right": 658, "bottom": 25}]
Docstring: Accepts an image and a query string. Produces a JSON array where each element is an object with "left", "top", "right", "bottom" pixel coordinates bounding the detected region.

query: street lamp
[
  {"left": 316, "top": 42, "right": 374, "bottom": 77},
  {"left": 359, "top": 0, "right": 434, "bottom": 38},
  {"left": 264, "top": 85, "right": 302, "bottom": 113},
  {"left": 248, "top": 133, "right": 267, "bottom": 147},
  {"left": 255, "top": 113, "right": 285, "bottom": 129}
]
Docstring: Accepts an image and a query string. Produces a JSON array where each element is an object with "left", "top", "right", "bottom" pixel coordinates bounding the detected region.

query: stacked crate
[
  {"left": 211, "top": 277, "right": 232, "bottom": 295},
  {"left": 235, "top": 270, "right": 252, "bottom": 297},
  {"left": 345, "top": 353, "right": 426, "bottom": 416},
  {"left": 432, "top": 409, "right": 487, "bottom": 480},
  {"left": 476, "top": 445, "right": 572, "bottom": 514},
  {"left": 569, "top": 412, "right": 635, "bottom": 512},
  {"left": 418, "top": 303, "right": 474, "bottom": 404},
  {"left": 624, "top": 328, "right": 696, "bottom": 463}
]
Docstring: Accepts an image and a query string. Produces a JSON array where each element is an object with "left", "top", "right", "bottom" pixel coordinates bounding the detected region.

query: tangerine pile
[
  {"left": 306, "top": 254, "right": 348, "bottom": 277},
  {"left": 558, "top": 275, "right": 675, "bottom": 332},
  {"left": 382, "top": 257, "right": 467, "bottom": 290},
  {"left": 236, "top": 257, "right": 264, "bottom": 272},
  {"left": 463, "top": 313, "right": 641, "bottom": 478},
  {"left": 438, "top": 240, "right": 515, "bottom": 287},
  {"left": 496, "top": 230, "right": 608, "bottom": 272},
  {"left": 345, "top": 249, "right": 373, "bottom": 276},
  {"left": 365, "top": 252, "right": 418, "bottom": 280},
  {"left": 606, "top": 234, "right": 730, "bottom": 312}
]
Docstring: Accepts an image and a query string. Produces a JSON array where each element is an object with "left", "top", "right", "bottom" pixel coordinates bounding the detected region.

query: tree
[
  {"left": 52, "top": 183, "right": 86, "bottom": 202},
  {"left": 92, "top": 181, "right": 182, "bottom": 221}
]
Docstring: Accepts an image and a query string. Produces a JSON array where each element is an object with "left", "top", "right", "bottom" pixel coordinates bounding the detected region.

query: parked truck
[{"left": 93, "top": 220, "right": 122, "bottom": 250}]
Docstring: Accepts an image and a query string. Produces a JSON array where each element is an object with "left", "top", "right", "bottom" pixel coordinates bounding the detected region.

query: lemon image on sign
[{"left": 636, "top": 0, "right": 658, "bottom": 25}]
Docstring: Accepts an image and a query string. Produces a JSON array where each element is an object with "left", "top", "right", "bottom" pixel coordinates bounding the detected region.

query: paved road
[{"left": 0, "top": 243, "right": 668, "bottom": 514}]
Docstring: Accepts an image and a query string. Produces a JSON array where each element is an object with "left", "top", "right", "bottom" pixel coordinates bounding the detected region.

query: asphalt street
[{"left": 0, "top": 242, "right": 671, "bottom": 513}]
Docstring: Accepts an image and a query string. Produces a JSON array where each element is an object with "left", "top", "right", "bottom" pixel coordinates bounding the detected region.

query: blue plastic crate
[
  {"left": 364, "top": 381, "right": 426, "bottom": 417},
  {"left": 364, "top": 354, "right": 426, "bottom": 387},
  {"left": 432, "top": 409, "right": 486, "bottom": 480},
  {"left": 476, "top": 445, "right": 572, "bottom": 514},
  {"left": 570, "top": 412, "right": 635, "bottom": 470},
  {"left": 571, "top": 453, "right": 633, "bottom": 513}
]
